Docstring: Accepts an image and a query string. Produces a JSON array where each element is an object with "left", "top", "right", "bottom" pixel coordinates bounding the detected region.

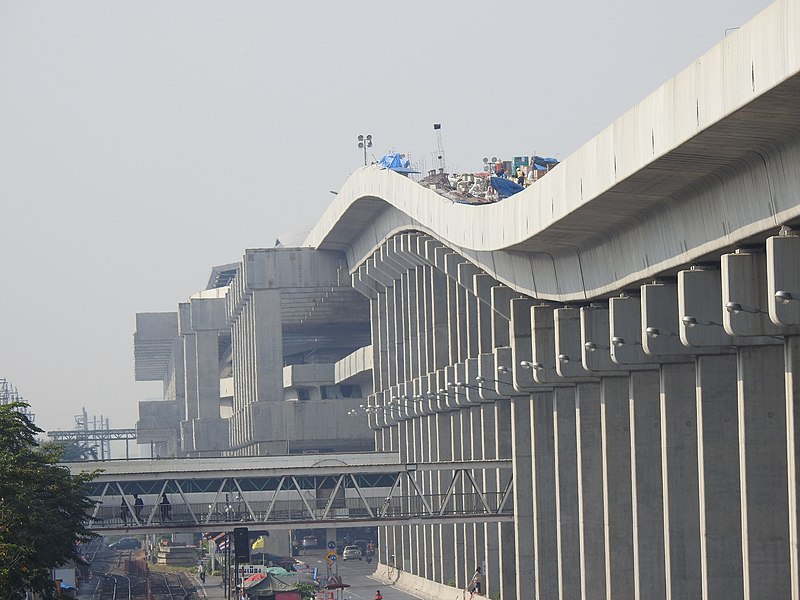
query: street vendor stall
[{"left": 243, "top": 571, "right": 302, "bottom": 600}]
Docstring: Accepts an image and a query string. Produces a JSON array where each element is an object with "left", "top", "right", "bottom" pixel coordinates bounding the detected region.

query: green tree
[
  {"left": 0, "top": 402, "right": 98, "bottom": 599},
  {"left": 57, "top": 441, "right": 99, "bottom": 462},
  {"left": 296, "top": 582, "right": 319, "bottom": 599}
]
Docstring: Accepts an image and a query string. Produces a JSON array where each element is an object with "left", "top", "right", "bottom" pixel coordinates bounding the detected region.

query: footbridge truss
[{"left": 66, "top": 453, "right": 514, "bottom": 534}]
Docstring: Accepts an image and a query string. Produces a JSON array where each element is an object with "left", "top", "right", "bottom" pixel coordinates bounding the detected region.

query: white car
[{"left": 342, "top": 545, "right": 362, "bottom": 561}]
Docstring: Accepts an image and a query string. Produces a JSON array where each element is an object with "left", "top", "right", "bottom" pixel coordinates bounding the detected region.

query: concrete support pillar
[
  {"left": 481, "top": 402, "right": 500, "bottom": 598},
  {"left": 495, "top": 400, "right": 517, "bottom": 600},
  {"left": 531, "top": 389, "right": 559, "bottom": 599},
  {"left": 452, "top": 409, "right": 467, "bottom": 588},
  {"left": 511, "top": 394, "right": 536, "bottom": 594},
  {"left": 182, "top": 332, "right": 198, "bottom": 450},
  {"left": 412, "top": 416, "right": 423, "bottom": 577},
  {"left": 437, "top": 411, "right": 456, "bottom": 584},
  {"left": 738, "top": 344, "right": 790, "bottom": 598},
  {"left": 416, "top": 414, "right": 429, "bottom": 580},
  {"left": 195, "top": 329, "right": 220, "bottom": 419},
  {"left": 491, "top": 285, "right": 513, "bottom": 349},
  {"left": 415, "top": 265, "right": 430, "bottom": 376},
  {"left": 576, "top": 382, "right": 606, "bottom": 600},
  {"left": 458, "top": 263, "right": 480, "bottom": 359},
  {"left": 392, "top": 274, "right": 407, "bottom": 384},
  {"left": 628, "top": 370, "right": 665, "bottom": 600},
  {"left": 554, "top": 385, "right": 581, "bottom": 600},
  {"left": 431, "top": 267, "right": 450, "bottom": 371},
  {"left": 601, "top": 375, "right": 635, "bottom": 600},
  {"left": 178, "top": 303, "right": 197, "bottom": 452},
  {"left": 695, "top": 354, "right": 742, "bottom": 599},
  {"left": 469, "top": 405, "right": 486, "bottom": 585},
  {"left": 252, "top": 288, "right": 284, "bottom": 402},
  {"left": 786, "top": 336, "right": 800, "bottom": 600},
  {"left": 660, "top": 363, "right": 701, "bottom": 600},
  {"left": 723, "top": 249, "right": 792, "bottom": 596},
  {"left": 766, "top": 233, "right": 800, "bottom": 599}
]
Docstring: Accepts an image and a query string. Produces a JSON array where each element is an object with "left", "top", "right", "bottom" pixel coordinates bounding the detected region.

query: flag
[{"left": 252, "top": 536, "right": 266, "bottom": 551}]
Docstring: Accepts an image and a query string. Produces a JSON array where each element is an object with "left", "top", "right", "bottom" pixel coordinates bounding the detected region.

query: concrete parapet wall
[
  {"left": 334, "top": 345, "right": 373, "bottom": 384},
  {"left": 283, "top": 363, "right": 335, "bottom": 387},
  {"left": 231, "top": 399, "right": 372, "bottom": 451},
  {"left": 220, "top": 376, "right": 233, "bottom": 399},
  {"left": 372, "top": 563, "right": 468, "bottom": 600}
]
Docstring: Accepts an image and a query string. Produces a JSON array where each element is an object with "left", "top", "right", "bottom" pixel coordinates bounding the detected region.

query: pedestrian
[
  {"left": 133, "top": 494, "right": 144, "bottom": 521},
  {"left": 119, "top": 498, "right": 129, "bottom": 525},
  {"left": 468, "top": 566, "right": 483, "bottom": 596},
  {"left": 198, "top": 563, "right": 206, "bottom": 583},
  {"left": 374, "top": 591, "right": 383, "bottom": 600},
  {"left": 160, "top": 494, "right": 171, "bottom": 521},
  {"left": 515, "top": 167, "right": 525, "bottom": 185}
]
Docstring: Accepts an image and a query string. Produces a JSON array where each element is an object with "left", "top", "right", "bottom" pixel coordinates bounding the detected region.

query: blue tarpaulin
[
  {"left": 377, "top": 153, "right": 419, "bottom": 174},
  {"left": 532, "top": 156, "right": 559, "bottom": 171},
  {"left": 490, "top": 176, "right": 524, "bottom": 199}
]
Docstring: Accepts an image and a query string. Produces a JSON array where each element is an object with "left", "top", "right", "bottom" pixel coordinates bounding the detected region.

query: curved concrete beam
[{"left": 306, "top": 0, "right": 800, "bottom": 302}]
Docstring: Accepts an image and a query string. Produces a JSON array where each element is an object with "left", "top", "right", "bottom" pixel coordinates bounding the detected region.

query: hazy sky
[{"left": 0, "top": 0, "right": 774, "bottom": 438}]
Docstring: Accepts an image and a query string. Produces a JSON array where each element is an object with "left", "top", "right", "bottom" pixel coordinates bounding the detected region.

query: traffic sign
[
  {"left": 326, "top": 550, "right": 337, "bottom": 563},
  {"left": 327, "top": 541, "right": 336, "bottom": 550}
]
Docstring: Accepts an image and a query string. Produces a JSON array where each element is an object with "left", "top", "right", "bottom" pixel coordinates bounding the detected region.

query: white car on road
[{"left": 342, "top": 545, "right": 363, "bottom": 561}]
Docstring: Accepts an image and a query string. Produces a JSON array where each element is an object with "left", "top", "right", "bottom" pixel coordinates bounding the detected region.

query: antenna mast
[{"left": 433, "top": 123, "right": 446, "bottom": 173}]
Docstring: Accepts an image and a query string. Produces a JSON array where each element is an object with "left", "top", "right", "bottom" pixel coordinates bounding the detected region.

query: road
[
  {"left": 297, "top": 548, "right": 417, "bottom": 600},
  {"left": 192, "top": 549, "right": 424, "bottom": 600}
]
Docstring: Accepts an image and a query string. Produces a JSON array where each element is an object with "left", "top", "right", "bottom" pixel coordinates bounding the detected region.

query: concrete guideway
[{"left": 307, "top": 0, "right": 800, "bottom": 301}]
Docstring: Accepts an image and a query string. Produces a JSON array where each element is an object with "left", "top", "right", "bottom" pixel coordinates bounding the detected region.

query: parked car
[
  {"left": 301, "top": 535, "right": 318, "bottom": 549},
  {"left": 109, "top": 538, "right": 141, "bottom": 551},
  {"left": 342, "top": 545, "right": 362, "bottom": 561}
]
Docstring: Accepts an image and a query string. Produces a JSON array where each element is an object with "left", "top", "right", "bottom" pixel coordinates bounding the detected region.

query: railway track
[
  {"left": 82, "top": 538, "right": 197, "bottom": 600},
  {"left": 87, "top": 569, "right": 195, "bottom": 600},
  {"left": 90, "top": 574, "right": 131, "bottom": 600},
  {"left": 149, "top": 571, "right": 192, "bottom": 600}
]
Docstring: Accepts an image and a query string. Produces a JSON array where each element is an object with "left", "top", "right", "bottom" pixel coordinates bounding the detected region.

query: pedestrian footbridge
[{"left": 64, "top": 452, "right": 513, "bottom": 535}]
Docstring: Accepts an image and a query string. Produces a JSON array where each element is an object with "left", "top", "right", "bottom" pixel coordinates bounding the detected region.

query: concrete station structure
[{"left": 134, "top": 1, "right": 800, "bottom": 598}]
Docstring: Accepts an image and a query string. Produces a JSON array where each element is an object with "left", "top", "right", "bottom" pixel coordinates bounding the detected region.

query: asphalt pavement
[{"left": 193, "top": 549, "right": 423, "bottom": 600}]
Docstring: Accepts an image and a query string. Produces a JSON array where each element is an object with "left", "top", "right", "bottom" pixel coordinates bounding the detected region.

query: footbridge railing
[{"left": 67, "top": 456, "right": 514, "bottom": 533}]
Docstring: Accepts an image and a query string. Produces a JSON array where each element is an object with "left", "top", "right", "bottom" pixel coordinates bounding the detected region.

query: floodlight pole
[{"left": 357, "top": 134, "right": 373, "bottom": 166}]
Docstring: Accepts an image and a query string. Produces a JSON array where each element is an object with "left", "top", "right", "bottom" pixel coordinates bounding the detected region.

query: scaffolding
[
  {"left": 0, "top": 377, "right": 35, "bottom": 421},
  {"left": 47, "top": 406, "right": 136, "bottom": 460}
]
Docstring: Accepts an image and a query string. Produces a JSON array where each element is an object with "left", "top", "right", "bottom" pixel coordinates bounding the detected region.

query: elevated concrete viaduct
[
  {"left": 298, "top": 2, "right": 800, "bottom": 598},
  {"left": 131, "top": 1, "right": 800, "bottom": 598}
]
